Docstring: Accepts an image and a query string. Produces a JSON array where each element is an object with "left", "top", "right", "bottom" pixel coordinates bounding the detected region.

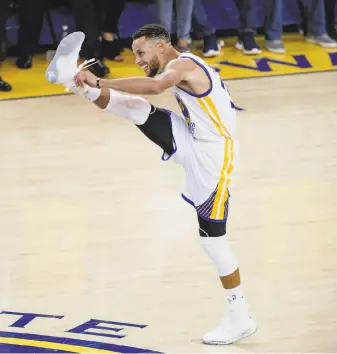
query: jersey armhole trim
[{"left": 177, "top": 56, "right": 213, "bottom": 98}]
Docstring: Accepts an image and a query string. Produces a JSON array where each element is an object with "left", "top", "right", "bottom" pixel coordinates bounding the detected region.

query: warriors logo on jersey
[{"left": 175, "top": 93, "right": 195, "bottom": 136}]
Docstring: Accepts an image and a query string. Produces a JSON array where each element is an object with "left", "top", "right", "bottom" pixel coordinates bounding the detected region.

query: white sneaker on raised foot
[
  {"left": 45, "top": 31, "right": 97, "bottom": 91},
  {"left": 202, "top": 298, "right": 258, "bottom": 345},
  {"left": 46, "top": 31, "right": 84, "bottom": 88}
]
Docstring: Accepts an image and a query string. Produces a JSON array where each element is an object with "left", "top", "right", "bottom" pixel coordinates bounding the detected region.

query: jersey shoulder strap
[
  {"left": 178, "top": 52, "right": 212, "bottom": 74},
  {"left": 177, "top": 52, "right": 215, "bottom": 98}
]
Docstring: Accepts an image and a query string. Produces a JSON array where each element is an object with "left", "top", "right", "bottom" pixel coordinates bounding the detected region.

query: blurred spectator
[
  {"left": 234, "top": 0, "right": 262, "bottom": 55},
  {"left": 298, "top": 0, "right": 337, "bottom": 47},
  {"left": 264, "top": 0, "right": 285, "bottom": 53},
  {"left": 0, "top": 0, "right": 12, "bottom": 91},
  {"left": 156, "top": 0, "right": 194, "bottom": 51},
  {"left": 324, "top": 0, "right": 337, "bottom": 39},
  {"left": 234, "top": 0, "right": 285, "bottom": 54},
  {"left": 192, "top": 0, "right": 221, "bottom": 57},
  {"left": 16, "top": 0, "right": 45, "bottom": 69},
  {"left": 96, "top": 0, "right": 126, "bottom": 61},
  {"left": 14, "top": 0, "right": 110, "bottom": 77},
  {"left": 72, "top": 0, "right": 110, "bottom": 77}
]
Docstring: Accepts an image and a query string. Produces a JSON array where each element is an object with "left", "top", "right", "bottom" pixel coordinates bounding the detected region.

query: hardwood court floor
[{"left": 0, "top": 72, "right": 337, "bottom": 353}]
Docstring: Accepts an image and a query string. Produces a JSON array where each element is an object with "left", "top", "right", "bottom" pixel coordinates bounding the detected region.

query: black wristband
[{"left": 96, "top": 78, "right": 101, "bottom": 88}]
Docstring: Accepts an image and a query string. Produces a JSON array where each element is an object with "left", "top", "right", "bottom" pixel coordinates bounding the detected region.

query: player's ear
[{"left": 157, "top": 41, "right": 165, "bottom": 53}]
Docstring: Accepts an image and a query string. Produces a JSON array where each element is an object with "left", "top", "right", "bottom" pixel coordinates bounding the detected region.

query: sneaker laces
[{"left": 77, "top": 58, "right": 97, "bottom": 72}]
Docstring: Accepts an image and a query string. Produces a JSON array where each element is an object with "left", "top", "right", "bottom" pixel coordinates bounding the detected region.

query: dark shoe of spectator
[
  {"left": 202, "top": 34, "right": 221, "bottom": 57},
  {"left": 102, "top": 38, "right": 124, "bottom": 61},
  {"left": 235, "top": 32, "right": 261, "bottom": 55},
  {"left": 0, "top": 77, "right": 12, "bottom": 91},
  {"left": 16, "top": 55, "right": 33, "bottom": 69},
  {"left": 88, "top": 59, "right": 110, "bottom": 78}
]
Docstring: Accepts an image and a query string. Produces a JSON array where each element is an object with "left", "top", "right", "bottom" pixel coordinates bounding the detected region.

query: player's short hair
[{"left": 132, "top": 24, "right": 171, "bottom": 43}]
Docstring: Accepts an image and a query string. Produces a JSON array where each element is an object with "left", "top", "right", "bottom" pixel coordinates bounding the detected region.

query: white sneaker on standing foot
[
  {"left": 45, "top": 31, "right": 97, "bottom": 91},
  {"left": 202, "top": 297, "right": 258, "bottom": 345}
]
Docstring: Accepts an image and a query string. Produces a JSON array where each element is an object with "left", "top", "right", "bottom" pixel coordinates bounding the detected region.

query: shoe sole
[
  {"left": 235, "top": 42, "right": 262, "bottom": 55},
  {"left": 305, "top": 37, "right": 337, "bottom": 48},
  {"left": 266, "top": 48, "right": 286, "bottom": 54},
  {"left": 203, "top": 42, "right": 224, "bottom": 57},
  {"left": 46, "top": 32, "right": 85, "bottom": 84},
  {"left": 202, "top": 323, "right": 258, "bottom": 345},
  {"left": 202, "top": 50, "right": 221, "bottom": 57}
]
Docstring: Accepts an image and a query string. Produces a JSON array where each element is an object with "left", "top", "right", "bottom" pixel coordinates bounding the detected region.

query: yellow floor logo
[
  {"left": 0, "top": 311, "right": 162, "bottom": 353},
  {"left": 0, "top": 34, "right": 336, "bottom": 101}
]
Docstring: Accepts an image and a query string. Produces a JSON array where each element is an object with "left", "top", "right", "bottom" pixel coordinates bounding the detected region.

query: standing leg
[
  {"left": 16, "top": 0, "right": 45, "bottom": 69},
  {"left": 301, "top": 0, "right": 337, "bottom": 46},
  {"left": 192, "top": 0, "right": 215, "bottom": 38},
  {"left": 303, "top": 0, "right": 327, "bottom": 35},
  {"left": 0, "top": 0, "right": 8, "bottom": 63},
  {"left": 264, "top": 0, "right": 285, "bottom": 53},
  {"left": 233, "top": 0, "right": 261, "bottom": 55},
  {"left": 103, "top": 0, "right": 126, "bottom": 34},
  {"left": 72, "top": 0, "right": 100, "bottom": 58},
  {"left": 297, "top": 0, "right": 308, "bottom": 36},
  {"left": 72, "top": 0, "right": 110, "bottom": 77},
  {"left": 324, "top": 0, "right": 337, "bottom": 39},
  {"left": 101, "top": 0, "right": 126, "bottom": 61},
  {"left": 0, "top": 0, "right": 11, "bottom": 91},
  {"left": 197, "top": 210, "right": 257, "bottom": 344},
  {"left": 234, "top": 0, "right": 255, "bottom": 34},
  {"left": 192, "top": 0, "right": 220, "bottom": 57},
  {"left": 174, "top": 0, "right": 194, "bottom": 50},
  {"left": 156, "top": 0, "right": 174, "bottom": 34}
]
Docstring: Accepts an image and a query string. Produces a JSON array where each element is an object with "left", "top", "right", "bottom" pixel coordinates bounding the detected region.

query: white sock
[
  {"left": 104, "top": 89, "right": 151, "bottom": 125},
  {"left": 226, "top": 285, "right": 244, "bottom": 303}
]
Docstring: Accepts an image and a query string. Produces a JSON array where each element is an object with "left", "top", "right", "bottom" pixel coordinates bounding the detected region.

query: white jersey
[
  {"left": 165, "top": 52, "right": 238, "bottom": 222},
  {"left": 173, "top": 52, "right": 236, "bottom": 142}
]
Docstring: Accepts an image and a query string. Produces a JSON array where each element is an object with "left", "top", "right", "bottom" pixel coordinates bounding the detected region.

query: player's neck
[{"left": 162, "top": 47, "right": 181, "bottom": 68}]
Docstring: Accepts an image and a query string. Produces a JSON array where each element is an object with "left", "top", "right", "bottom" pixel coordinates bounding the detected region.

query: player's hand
[{"left": 74, "top": 70, "right": 97, "bottom": 88}]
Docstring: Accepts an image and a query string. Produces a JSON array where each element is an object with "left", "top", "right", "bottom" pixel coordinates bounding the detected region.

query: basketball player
[{"left": 46, "top": 26, "right": 258, "bottom": 345}]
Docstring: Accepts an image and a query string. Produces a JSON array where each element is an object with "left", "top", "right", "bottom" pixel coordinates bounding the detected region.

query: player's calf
[
  {"left": 72, "top": 85, "right": 175, "bottom": 157},
  {"left": 198, "top": 216, "right": 258, "bottom": 344}
]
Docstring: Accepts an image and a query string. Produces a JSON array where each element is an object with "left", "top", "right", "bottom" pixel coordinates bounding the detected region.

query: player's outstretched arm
[{"left": 74, "top": 58, "right": 193, "bottom": 95}]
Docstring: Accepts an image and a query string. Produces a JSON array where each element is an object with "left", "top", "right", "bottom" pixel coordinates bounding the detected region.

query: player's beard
[{"left": 147, "top": 55, "right": 160, "bottom": 78}]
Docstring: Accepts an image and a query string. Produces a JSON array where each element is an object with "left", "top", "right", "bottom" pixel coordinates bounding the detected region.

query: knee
[{"left": 200, "top": 235, "right": 238, "bottom": 276}]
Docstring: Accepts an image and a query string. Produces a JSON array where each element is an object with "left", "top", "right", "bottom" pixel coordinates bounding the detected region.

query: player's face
[{"left": 132, "top": 37, "right": 161, "bottom": 78}]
